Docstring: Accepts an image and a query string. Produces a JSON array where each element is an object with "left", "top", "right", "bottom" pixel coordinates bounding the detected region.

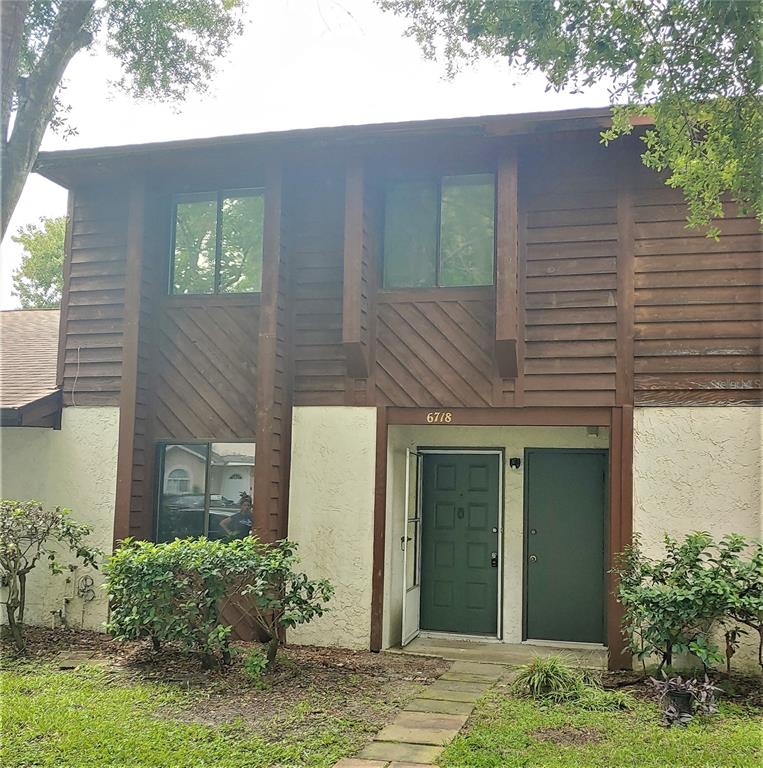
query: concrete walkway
[{"left": 334, "top": 661, "right": 505, "bottom": 768}]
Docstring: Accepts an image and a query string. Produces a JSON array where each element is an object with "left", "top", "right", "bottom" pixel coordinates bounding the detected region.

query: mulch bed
[{"left": 1, "top": 627, "right": 450, "bottom": 738}]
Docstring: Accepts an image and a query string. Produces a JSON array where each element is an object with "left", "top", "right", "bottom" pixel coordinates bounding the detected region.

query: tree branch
[{"left": 1, "top": 0, "right": 95, "bottom": 240}]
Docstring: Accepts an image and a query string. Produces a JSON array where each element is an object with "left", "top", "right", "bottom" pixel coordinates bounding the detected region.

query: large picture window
[
  {"left": 156, "top": 442, "right": 255, "bottom": 542},
  {"left": 383, "top": 173, "right": 495, "bottom": 289},
  {"left": 170, "top": 190, "right": 264, "bottom": 295}
]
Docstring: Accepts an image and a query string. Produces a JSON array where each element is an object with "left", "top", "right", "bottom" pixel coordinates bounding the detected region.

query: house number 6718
[{"left": 426, "top": 411, "right": 453, "bottom": 423}]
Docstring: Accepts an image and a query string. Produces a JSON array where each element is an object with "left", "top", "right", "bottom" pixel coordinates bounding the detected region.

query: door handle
[
  {"left": 491, "top": 552, "right": 498, "bottom": 568},
  {"left": 400, "top": 535, "right": 412, "bottom": 551}
]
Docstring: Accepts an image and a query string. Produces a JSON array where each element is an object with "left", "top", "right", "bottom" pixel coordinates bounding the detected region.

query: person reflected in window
[{"left": 220, "top": 493, "right": 253, "bottom": 539}]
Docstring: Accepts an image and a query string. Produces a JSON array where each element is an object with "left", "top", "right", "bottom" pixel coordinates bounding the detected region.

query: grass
[
  {"left": 439, "top": 689, "right": 762, "bottom": 768},
  {"left": 0, "top": 663, "right": 377, "bottom": 768}
]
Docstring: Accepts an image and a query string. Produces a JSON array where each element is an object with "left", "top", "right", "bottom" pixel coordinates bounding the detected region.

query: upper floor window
[
  {"left": 170, "top": 189, "right": 264, "bottom": 295},
  {"left": 382, "top": 173, "right": 495, "bottom": 289}
]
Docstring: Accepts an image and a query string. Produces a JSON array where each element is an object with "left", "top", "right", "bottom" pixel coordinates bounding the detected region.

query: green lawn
[
  {"left": 0, "top": 664, "right": 375, "bottom": 768},
  {"left": 439, "top": 690, "right": 762, "bottom": 768}
]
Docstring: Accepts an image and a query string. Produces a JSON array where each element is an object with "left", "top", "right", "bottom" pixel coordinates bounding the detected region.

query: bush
[
  {"left": 615, "top": 532, "right": 762, "bottom": 673},
  {"left": 511, "top": 656, "right": 631, "bottom": 711},
  {"left": 0, "top": 500, "right": 101, "bottom": 651},
  {"left": 104, "top": 536, "right": 332, "bottom": 670}
]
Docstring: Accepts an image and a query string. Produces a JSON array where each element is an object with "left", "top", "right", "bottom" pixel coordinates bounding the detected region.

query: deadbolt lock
[
  {"left": 490, "top": 552, "right": 498, "bottom": 568},
  {"left": 529, "top": 554, "right": 538, "bottom": 563}
]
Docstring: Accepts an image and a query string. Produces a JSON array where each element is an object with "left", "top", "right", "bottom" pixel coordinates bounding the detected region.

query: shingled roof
[{"left": 0, "top": 309, "right": 61, "bottom": 426}]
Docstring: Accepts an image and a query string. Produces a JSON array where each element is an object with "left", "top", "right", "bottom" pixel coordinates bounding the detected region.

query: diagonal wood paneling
[
  {"left": 154, "top": 301, "right": 259, "bottom": 440},
  {"left": 375, "top": 293, "right": 496, "bottom": 407}
]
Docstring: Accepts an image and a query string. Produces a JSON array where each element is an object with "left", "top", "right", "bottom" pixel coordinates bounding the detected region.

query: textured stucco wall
[
  {"left": 287, "top": 406, "right": 377, "bottom": 649},
  {"left": 634, "top": 406, "right": 762, "bottom": 671},
  {"left": 383, "top": 425, "right": 609, "bottom": 650},
  {"left": 0, "top": 407, "right": 119, "bottom": 631}
]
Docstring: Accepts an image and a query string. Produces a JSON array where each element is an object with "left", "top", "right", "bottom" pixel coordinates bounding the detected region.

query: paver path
[{"left": 334, "top": 661, "right": 506, "bottom": 768}]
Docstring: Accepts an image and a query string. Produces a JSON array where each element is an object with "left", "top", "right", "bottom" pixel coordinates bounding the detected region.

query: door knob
[
  {"left": 529, "top": 554, "right": 538, "bottom": 563},
  {"left": 490, "top": 552, "right": 498, "bottom": 567}
]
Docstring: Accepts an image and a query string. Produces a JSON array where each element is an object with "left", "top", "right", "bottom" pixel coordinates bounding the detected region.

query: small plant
[
  {"left": 511, "top": 656, "right": 581, "bottom": 702},
  {"left": 512, "top": 656, "right": 632, "bottom": 712},
  {"left": 650, "top": 674, "right": 721, "bottom": 727},
  {"left": 0, "top": 500, "right": 101, "bottom": 651},
  {"left": 242, "top": 648, "right": 270, "bottom": 687}
]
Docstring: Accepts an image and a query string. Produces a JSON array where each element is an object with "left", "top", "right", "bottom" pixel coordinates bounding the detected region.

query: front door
[
  {"left": 420, "top": 452, "right": 500, "bottom": 635},
  {"left": 524, "top": 448, "right": 607, "bottom": 644}
]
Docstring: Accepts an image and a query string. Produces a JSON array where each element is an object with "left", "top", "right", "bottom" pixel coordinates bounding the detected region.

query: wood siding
[{"left": 61, "top": 186, "right": 128, "bottom": 406}]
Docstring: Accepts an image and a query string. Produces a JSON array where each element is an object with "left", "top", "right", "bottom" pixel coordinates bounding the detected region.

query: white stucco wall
[
  {"left": 383, "top": 425, "right": 610, "bottom": 650},
  {"left": 634, "top": 406, "right": 762, "bottom": 671},
  {"left": 287, "top": 406, "right": 377, "bottom": 649},
  {"left": 0, "top": 407, "right": 120, "bottom": 631}
]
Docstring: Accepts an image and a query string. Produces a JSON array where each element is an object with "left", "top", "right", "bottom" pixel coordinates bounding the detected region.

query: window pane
[
  {"left": 157, "top": 443, "right": 208, "bottom": 542},
  {"left": 439, "top": 174, "right": 495, "bottom": 287},
  {"left": 219, "top": 192, "right": 264, "bottom": 293},
  {"left": 383, "top": 181, "right": 438, "bottom": 288},
  {"left": 207, "top": 442, "right": 255, "bottom": 540},
  {"left": 172, "top": 196, "right": 217, "bottom": 294}
]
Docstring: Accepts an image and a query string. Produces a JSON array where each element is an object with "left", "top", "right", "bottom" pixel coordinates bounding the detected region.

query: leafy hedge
[{"left": 104, "top": 537, "right": 332, "bottom": 669}]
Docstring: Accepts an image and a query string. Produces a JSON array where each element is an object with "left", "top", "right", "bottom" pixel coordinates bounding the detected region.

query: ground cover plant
[
  {"left": 0, "top": 627, "right": 448, "bottom": 768},
  {"left": 441, "top": 669, "right": 761, "bottom": 768}
]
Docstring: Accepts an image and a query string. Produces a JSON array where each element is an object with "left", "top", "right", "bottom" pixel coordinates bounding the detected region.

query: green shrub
[
  {"left": 242, "top": 648, "right": 270, "bottom": 687},
  {"left": 512, "top": 656, "right": 632, "bottom": 711},
  {"left": 0, "top": 500, "right": 101, "bottom": 651},
  {"left": 614, "top": 532, "right": 762, "bottom": 673},
  {"left": 104, "top": 537, "right": 332, "bottom": 670},
  {"left": 511, "top": 656, "right": 582, "bottom": 701}
]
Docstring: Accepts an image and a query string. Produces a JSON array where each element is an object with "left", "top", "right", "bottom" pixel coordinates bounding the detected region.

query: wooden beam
[
  {"left": 495, "top": 147, "right": 519, "bottom": 379},
  {"left": 607, "top": 405, "right": 634, "bottom": 670},
  {"left": 369, "top": 405, "right": 388, "bottom": 652},
  {"left": 386, "top": 406, "right": 612, "bottom": 427},
  {"left": 113, "top": 179, "right": 146, "bottom": 545},
  {"left": 343, "top": 158, "right": 369, "bottom": 378},
  {"left": 56, "top": 191, "right": 74, "bottom": 389},
  {"left": 254, "top": 162, "right": 284, "bottom": 542},
  {"left": 615, "top": 147, "right": 635, "bottom": 405}
]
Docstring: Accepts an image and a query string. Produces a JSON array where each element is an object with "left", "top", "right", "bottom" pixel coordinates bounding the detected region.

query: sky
[{"left": 0, "top": 0, "right": 611, "bottom": 309}]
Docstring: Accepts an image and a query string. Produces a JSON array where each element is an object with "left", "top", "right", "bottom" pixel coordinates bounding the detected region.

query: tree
[
  {"left": 0, "top": 500, "right": 101, "bottom": 652},
  {"left": 1, "top": 0, "right": 244, "bottom": 240},
  {"left": 379, "top": 0, "right": 763, "bottom": 235},
  {"left": 11, "top": 214, "right": 65, "bottom": 308}
]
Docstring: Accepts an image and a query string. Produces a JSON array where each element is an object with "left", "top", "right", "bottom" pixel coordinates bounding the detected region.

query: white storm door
[{"left": 401, "top": 448, "right": 422, "bottom": 646}]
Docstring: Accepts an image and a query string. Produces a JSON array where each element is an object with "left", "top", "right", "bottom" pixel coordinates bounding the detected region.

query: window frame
[
  {"left": 169, "top": 187, "right": 265, "bottom": 296},
  {"left": 154, "top": 439, "right": 256, "bottom": 542},
  {"left": 381, "top": 172, "right": 497, "bottom": 290}
]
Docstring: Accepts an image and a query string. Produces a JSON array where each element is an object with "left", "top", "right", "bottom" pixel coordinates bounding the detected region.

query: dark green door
[
  {"left": 421, "top": 453, "right": 500, "bottom": 635},
  {"left": 524, "top": 449, "right": 607, "bottom": 643}
]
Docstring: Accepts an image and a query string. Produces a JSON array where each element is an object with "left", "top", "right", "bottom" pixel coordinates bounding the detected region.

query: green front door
[
  {"left": 524, "top": 449, "right": 607, "bottom": 644},
  {"left": 420, "top": 453, "right": 500, "bottom": 635}
]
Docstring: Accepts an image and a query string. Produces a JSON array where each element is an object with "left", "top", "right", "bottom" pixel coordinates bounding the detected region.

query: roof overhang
[
  {"left": 1, "top": 389, "right": 62, "bottom": 429},
  {"left": 34, "top": 107, "right": 626, "bottom": 188}
]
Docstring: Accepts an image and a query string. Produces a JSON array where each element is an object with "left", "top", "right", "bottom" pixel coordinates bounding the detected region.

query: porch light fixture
[{"left": 509, "top": 457, "right": 521, "bottom": 469}]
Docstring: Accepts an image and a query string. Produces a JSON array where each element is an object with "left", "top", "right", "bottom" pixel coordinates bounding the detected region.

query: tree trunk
[
  {"left": 266, "top": 634, "right": 279, "bottom": 671},
  {"left": 5, "top": 603, "right": 25, "bottom": 652},
  {"left": 1, "top": 1, "right": 28, "bottom": 146},
  {"left": 1, "top": 0, "right": 94, "bottom": 240},
  {"left": 17, "top": 572, "right": 26, "bottom": 624}
]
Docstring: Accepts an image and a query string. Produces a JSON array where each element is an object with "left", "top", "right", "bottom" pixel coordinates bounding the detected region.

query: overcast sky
[{"left": 0, "top": 0, "right": 611, "bottom": 309}]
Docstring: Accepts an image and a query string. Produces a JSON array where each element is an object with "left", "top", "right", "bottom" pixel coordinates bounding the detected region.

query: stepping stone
[
  {"left": 428, "top": 679, "right": 490, "bottom": 693},
  {"left": 439, "top": 672, "right": 498, "bottom": 684},
  {"left": 374, "top": 711, "right": 469, "bottom": 746},
  {"left": 358, "top": 741, "right": 443, "bottom": 764},
  {"left": 333, "top": 760, "right": 389, "bottom": 768},
  {"left": 449, "top": 661, "right": 505, "bottom": 680},
  {"left": 416, "top": 686, "right": 483, "bottom": 703},
  {"left": 404, "top": 698, "right": 474, "bottom": 715}
]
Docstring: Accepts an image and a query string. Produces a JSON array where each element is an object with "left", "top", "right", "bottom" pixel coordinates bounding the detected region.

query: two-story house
[{"left": 2, "top": 107, "right": 760, "bottom": 670}]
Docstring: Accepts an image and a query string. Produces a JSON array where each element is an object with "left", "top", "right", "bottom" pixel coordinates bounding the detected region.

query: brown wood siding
[
  {"left": 290, "top": 171, "right": 347, "bottom": 405},
  {"left": 153, "top": 298, "right": 259, "bottom": 440},
  {"left": 375, "top": 289, "right": 497, "bottom": 407},
  {"left": 520, "top": 143, "right": 619, "bottom": 406},
  {"left": 632, "top": 181, "right": 763, "bottom": 405},
  {"left": 62, "top": 186, "right": 127, "bottom": 405}
]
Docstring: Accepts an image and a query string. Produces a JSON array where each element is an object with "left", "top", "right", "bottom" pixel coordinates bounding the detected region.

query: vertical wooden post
[
  {"left": 56, "top": 192, "right": 74, "bottom": 393},
  {"left": 495, "top": 146, "right": 519, "bottom": 378},
  {"left": 369, "top": 405, "right": 388, "bottom": 652},
  {"left": 254, "top": 161, "right": 284, "bottom": 542},
  {"left": 113, "top": 179, "right": 146, "bottom": 545},
  {"left": 615, "top": 146, "right": 635, "bottom": 406},
  {"left": 607, "top": 405, "right": 634, "bottom": 670},
  {"left": 343, "top": 158, "right": 369, "bottom": 379}
]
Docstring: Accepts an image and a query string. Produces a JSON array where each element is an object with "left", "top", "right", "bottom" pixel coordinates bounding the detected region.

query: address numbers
[{"left": 425, "top": 411, "right": 453, "bottom": 423}]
